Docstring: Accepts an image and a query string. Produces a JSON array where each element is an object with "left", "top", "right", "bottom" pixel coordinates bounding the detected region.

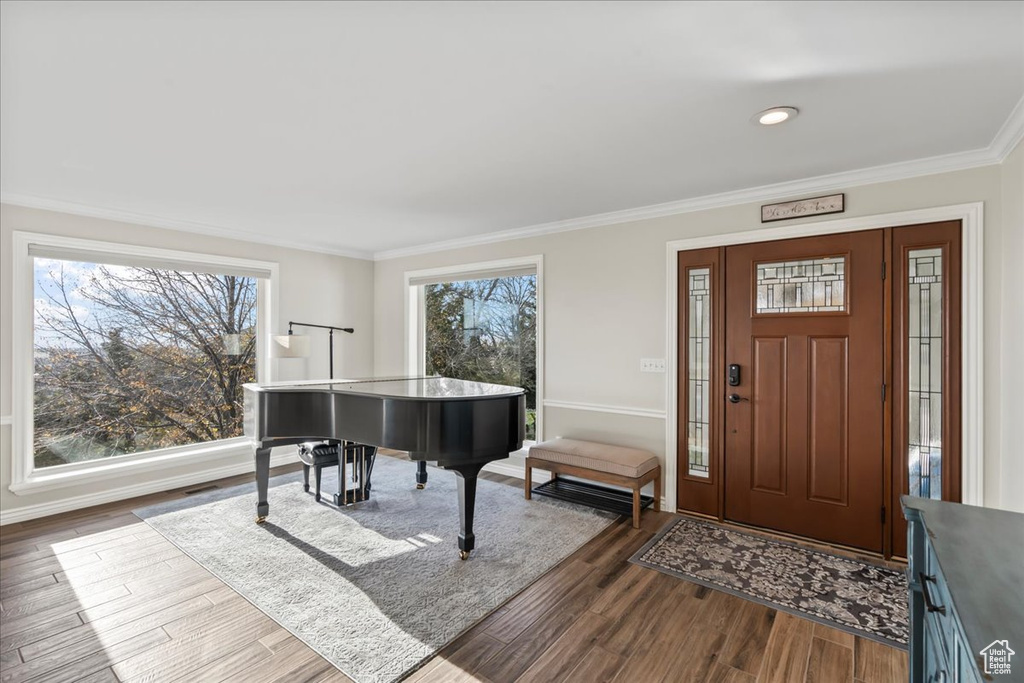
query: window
[
  {"left": 11, "top": 231, "right": 276, "bottom": 489},
  {"left": 33, "top": 259, "right": 258, "bottom": 468},
  {"left": 906, "top": 247, "right": 944, "bottom": 499},
  {"left": 685, "top": 267, "right": 711, "bottom": 478},
  {"left": 408, "top": 258, "right": 542, "bottom": 443},
  {"left": 755, "top": 255, "right": 846, "bottom": 313}
]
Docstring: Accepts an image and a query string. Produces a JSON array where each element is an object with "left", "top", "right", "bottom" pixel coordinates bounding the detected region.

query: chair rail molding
[
  {"left": 664, "top": 202, "right": 985, "bottom": 513},
  {"left": 542, "top": 400, "right": 667, "bottom": 420}
]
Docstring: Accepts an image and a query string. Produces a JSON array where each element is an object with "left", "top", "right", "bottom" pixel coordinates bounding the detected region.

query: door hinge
[
  {"left": 881, "top": 261, "right": 887, "bottom": 280},
  {"left": 881, "top": 506, "right": 887, "bottom": 524},
  {"left": 881, "top": 383, "right": 887, "bottom": 402}
]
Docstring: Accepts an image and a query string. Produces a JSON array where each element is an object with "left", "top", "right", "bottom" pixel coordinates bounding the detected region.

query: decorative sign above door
[{"left": 761, "top": 193, "right": 845, "bottom": 223}]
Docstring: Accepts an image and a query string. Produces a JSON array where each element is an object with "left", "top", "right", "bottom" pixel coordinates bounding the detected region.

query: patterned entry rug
[
  {"left": 630, "top": 516, "right": 908, "bottom": 648},
  {"left": 135, "top": 456, "right": 613, "bottom": 682}
]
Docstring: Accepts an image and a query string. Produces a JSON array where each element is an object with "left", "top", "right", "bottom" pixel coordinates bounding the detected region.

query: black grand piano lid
[{"left": 243, "top": 376, "right": 525, "bottom": 400}]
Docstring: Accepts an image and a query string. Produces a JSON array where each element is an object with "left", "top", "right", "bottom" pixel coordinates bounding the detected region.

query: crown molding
[
  {"left": 3, "top": 94, "right": 1021, "bottom": 264},
  {"left": 991, "top": 93, "right": 1024, "bottom": 162},
  {"left": 372, "top": 145, "right": 1003, "bottom": 260},
  {"left": 0, "top": 193, "right": 375, "bottom": 261},
  {"left": 374, "top": 95, "right": 1024, "bottom": 261}
]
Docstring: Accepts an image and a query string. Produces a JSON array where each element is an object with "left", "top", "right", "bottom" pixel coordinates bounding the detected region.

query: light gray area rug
[{"left": 134, "top": 456, "right": 613, "bottom": 682}]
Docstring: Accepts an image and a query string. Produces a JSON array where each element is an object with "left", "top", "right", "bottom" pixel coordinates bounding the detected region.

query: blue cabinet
[{"left": 903, "top": 497, "right": 1024, "bottom": 683}]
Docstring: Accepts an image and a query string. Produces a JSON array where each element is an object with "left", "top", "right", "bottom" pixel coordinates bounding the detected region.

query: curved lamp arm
[{"left": 271, "top": 321, "right": 354, "bottom": 379}]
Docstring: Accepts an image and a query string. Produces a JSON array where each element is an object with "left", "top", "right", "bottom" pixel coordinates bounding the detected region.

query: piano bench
[
  {"left": 298, "top": 442, "right": 340, "bottom": 502},
  {"left": 525, "top": 438, "right": 661, "bottom": 529}
]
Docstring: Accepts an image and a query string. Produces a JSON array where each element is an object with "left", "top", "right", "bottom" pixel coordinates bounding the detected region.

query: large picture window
[
  {"left": 409, "top": 259, "right": 541, "bottom": 443},
  {"left": 33, "top": 259, "right": 258, "bottom": 468},
  {"left": 11, "top": 231, "right": 276, "bottom": 490}
]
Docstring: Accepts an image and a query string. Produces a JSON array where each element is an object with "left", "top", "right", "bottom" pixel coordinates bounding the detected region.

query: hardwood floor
[{"left": 0, "top": 457, "right": 908, "bottom": 682}]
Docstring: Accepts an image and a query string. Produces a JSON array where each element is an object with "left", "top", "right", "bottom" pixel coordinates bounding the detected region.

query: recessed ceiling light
[{"left": 754, "top": 106, "right": 799, "bottom": 125}]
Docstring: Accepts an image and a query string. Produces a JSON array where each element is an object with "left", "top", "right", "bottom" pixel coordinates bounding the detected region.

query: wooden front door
[{"left": 723, "top": 230, "right": 885, "bottom": 552}]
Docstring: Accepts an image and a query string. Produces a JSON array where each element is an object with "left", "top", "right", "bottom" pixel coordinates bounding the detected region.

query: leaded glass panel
[
  {"left": 907, "top": 248, "right": 943, "bottom": 499},
  {"left": 687, "top": 267, "right": 711, "bottom": 478},
  {"left": 755, "top": 256, "right": 845, "bottom": 313}
]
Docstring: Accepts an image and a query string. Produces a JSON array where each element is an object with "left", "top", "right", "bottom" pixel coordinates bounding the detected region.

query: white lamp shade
[
  {"left": 222, "top": 334, "right": 242, "bottom": 356},
  {"left": 269, "top": 334, "right": 311, "bottom": 358}
]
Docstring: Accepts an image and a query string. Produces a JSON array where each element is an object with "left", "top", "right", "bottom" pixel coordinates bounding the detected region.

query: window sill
[{"left": 9, "top": 438, "right": 260, "bottom": 495}]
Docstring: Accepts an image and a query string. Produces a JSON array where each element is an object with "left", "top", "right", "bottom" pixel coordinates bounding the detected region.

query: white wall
[
  {"left": 374, "top": 152, "right": 1024, "bottom": 513},
  {"left": 0, "top": 203, "right": 375, "bottom": 522},
  {"left": 999, "top": 141, "right": 1024, "bottom": 512}
]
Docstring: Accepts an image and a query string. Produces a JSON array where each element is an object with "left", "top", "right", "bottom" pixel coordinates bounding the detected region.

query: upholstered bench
[{"left": 525, "top": 438, "right": 661, "bottom": 528}]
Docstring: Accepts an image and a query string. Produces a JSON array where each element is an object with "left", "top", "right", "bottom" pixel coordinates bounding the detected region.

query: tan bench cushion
[{"left": 528, "top": 438, "right": 659, "bottom": 479}]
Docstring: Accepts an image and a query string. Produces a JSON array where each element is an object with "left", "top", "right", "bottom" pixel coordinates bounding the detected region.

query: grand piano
[{"left": 243, "top": 377, "right": 525, "bottom": 559}]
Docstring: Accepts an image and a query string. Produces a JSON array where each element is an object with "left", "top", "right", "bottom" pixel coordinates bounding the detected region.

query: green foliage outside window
[{"left": 424, "top": 275, "right": 537, "bottom": 440}]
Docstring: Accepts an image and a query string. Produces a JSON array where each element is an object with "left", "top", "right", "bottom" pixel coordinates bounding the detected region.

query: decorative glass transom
[
  {"left": 755, "top": 256, "right": 846, "bottom": 313},
  {"left": 907, "top": 248, "right": 943, "bottom": 500},
  {"left": 687, "top": 267, "right": 711, "bottom": 478}
]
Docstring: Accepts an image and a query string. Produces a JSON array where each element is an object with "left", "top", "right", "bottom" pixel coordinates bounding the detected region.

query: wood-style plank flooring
[{"left": 0, "top": 456, "right": 907, "bottom": 682}]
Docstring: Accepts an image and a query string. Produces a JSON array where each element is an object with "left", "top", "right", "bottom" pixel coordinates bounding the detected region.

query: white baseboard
[
  {"left": 482, "top": 459, "right": 552, "bottom": 483},
  {"left": 0, "top": 450, "right": 299, "bottom": 526}
]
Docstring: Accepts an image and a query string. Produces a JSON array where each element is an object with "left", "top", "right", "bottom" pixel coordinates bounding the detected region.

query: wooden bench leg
[
  {"left": 525, "top": 463, "right": 532, "bottom": 500},
  {"left": 653, "top": 471, "right": 662, "bottom": 512},
  {"left": 632, "top": 485, "right": 641, "bottom": 529}
]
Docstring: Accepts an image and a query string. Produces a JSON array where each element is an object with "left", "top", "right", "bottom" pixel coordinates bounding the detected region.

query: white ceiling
[{"left": 2, "top": 1, "right": 1022, "bottom": 259}]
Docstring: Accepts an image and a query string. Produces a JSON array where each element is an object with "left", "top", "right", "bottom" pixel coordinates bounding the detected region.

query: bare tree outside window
[
  {"left": 33, "top": 259, "right": 258, "bottom": 468},
  {"left": 424, "top": 275, "right": 537, "bottom": 440}
]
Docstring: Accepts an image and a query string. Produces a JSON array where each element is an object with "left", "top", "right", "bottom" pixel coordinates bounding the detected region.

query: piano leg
[
  {"left": 449, "top": 462, "right": 486, "bottom": 560},
  {"left": 416, "top": 460, "right": 428, "bottom": 490},
  {"left": 254, "top": 446, "right": 271, "bottom": 524}
]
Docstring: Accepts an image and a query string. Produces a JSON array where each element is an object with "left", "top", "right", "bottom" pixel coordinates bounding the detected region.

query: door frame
[{"left": 664, "top": 203, "right": 984, "bottom": 525}]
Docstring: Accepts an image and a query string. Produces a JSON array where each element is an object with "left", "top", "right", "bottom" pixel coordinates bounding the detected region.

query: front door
[{"left": 723, "top": 230, "right": 885, "bottom": 552}]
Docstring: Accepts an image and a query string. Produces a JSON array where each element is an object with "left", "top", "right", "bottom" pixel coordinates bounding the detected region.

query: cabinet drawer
[
  {"left": 923, "top": 617, "right": 950, "bottom": 683},
  {"left": 954, "top": 622, "right": 984, "bottom": 683},
  {"left": 922, "top": 548, "right": 954, "bottom": 639}
]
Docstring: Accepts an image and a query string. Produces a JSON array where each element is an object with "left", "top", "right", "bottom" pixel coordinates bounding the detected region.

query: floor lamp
[{"left": 269, "top": 321, "right": 354, "bottom": 379}]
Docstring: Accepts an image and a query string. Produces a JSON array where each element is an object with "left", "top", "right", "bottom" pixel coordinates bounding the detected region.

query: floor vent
[{"left": 183, "top": 484, "right": 219, "bottom": 495}]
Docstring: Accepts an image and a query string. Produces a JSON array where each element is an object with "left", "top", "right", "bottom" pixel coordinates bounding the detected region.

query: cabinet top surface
[{"left": 902, "top": 497, "right": 1024, "bottom": 665}]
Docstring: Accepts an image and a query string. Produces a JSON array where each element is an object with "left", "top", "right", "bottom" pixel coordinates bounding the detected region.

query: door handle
[{"left": 728, "top": 394, "right": 749, "bottom": 404}]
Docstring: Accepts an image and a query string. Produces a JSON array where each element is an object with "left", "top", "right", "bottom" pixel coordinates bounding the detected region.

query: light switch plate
[{"left": 640, "top": 358, "right": 666, "bottom": 373}]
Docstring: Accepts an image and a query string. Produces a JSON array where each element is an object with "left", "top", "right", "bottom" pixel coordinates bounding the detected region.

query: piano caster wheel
[
  {"left": 255, "top": 516, "right": 267, "bottom": 525},
  {"left": 459, "top": 550, "right": 470, "bottom": 561},
  {"left": 416, "top": 483, "right": 425, "bottom": 490}
]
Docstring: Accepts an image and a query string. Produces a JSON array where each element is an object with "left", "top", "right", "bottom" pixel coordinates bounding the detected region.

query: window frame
[
  {"left": 9, "top": 231, "right": 279, "bottom": 494},
  {"left": 404, "top": 255, "right": 544, "bottom": 447}
]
